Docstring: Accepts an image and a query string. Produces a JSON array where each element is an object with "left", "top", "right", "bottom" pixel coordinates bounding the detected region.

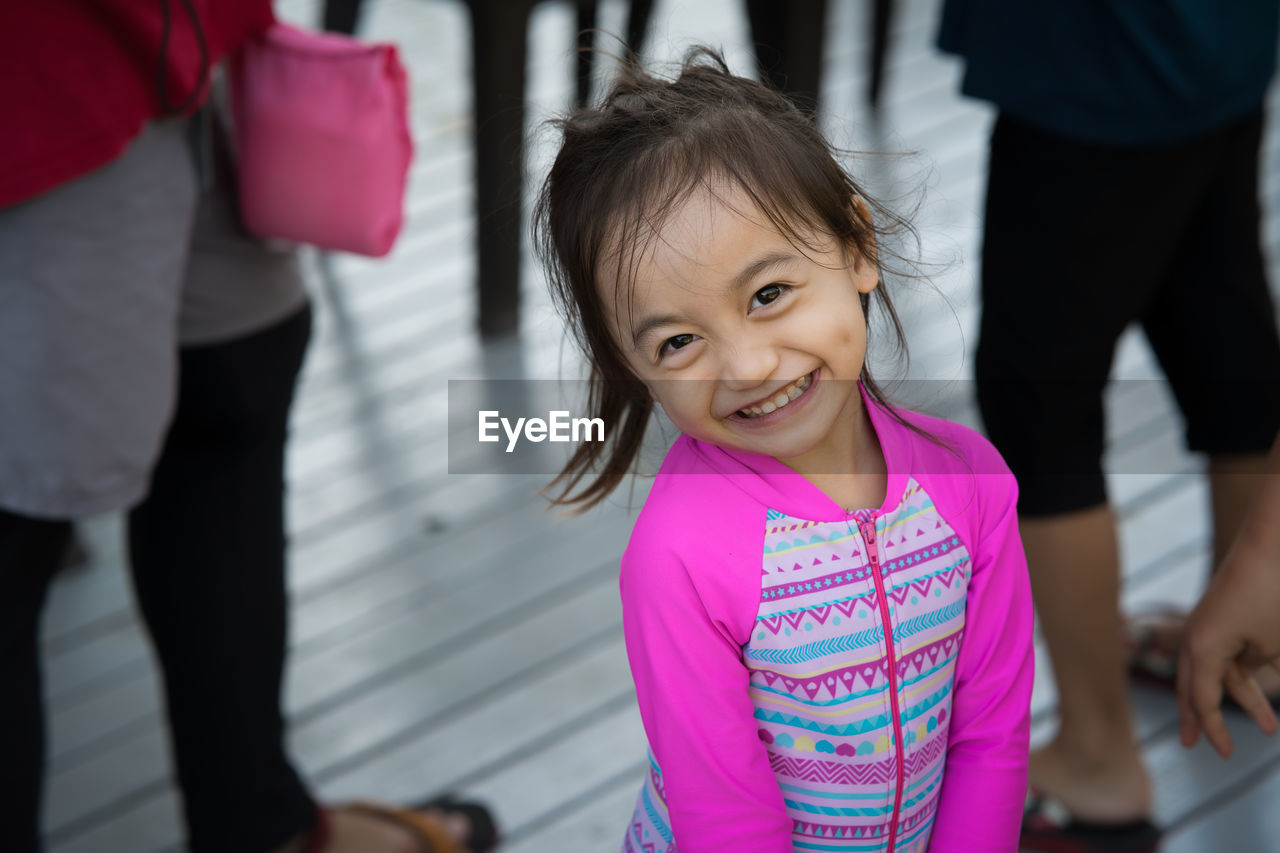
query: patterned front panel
[
  {"left": 621, "top": 479, "right": 971, "bottom": 853},
  {"left": 749, "top": 479, "right": 970, "bottom": 852}
]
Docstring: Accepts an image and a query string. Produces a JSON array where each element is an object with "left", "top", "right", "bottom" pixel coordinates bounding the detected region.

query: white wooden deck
[{"left": 39, "top": 0, "right": 1280, "bottom": 850}]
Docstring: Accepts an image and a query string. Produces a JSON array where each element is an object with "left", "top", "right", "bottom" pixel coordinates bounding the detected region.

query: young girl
[{"left": 535, "top": 50, "right": 1034, "bottom": 853}]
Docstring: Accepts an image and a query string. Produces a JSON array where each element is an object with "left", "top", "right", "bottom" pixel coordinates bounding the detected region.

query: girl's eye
[
  {"left": 750, "top": 283, "right": 787, "bottom": 309},
  {"left": 659, "top": 333, "right": 697, "bottom": 358}
]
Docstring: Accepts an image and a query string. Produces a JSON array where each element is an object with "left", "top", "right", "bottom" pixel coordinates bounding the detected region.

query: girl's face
[{"left": 604, "top": 183, "right": 879, "bottom": 476}]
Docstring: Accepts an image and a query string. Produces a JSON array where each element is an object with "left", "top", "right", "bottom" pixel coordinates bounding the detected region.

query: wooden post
[{"left": 466, "top": 0, "right": 536, "bottom": 337}]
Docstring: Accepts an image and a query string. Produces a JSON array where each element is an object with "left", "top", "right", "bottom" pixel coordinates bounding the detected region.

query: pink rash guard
[{"left": 619, "top": 390, "right": 1033, "bottom": 852}]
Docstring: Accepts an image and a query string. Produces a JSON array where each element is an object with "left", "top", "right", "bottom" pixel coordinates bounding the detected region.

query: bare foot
[
  {"left": 1029, "top": 738, "right": 1151, "bottom": 823},
  {"left": 326, "top": 809, "right": 426, "bottom": 853}
]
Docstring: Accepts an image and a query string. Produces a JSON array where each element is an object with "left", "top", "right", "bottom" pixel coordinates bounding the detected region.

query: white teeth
[{"left": 737, "top": 373, "right": 813, "bottom": 418}]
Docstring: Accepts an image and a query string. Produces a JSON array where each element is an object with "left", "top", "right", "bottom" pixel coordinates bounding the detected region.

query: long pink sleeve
[
  {"left": 620, "top": 497, "right": 794, "bottom": 851},
  {"left": 927, "top": 442, "right": 1034, "bottom": 851}
]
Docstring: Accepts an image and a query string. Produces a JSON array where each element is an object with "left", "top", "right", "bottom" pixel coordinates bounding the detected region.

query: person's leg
[
  {"left": 0, "top": 512, "right": 72, "bottom": 853},
  {"left": 976, "top": 115, "right": 1212, "bottom": 824},
  {"left": 128, "top": 305, "right": 316, "bottom": 853},
  {"left": 1140, "top": 109, "right": 1280, "bottom": 692},
  {"left": 1140, "top": 111, "right": 1280, "bottom": 565},
  {"left": 138, "top": 270, "right": 481, "bottom": 853},
  {"left": 1018, "top": 509, "right": 1152, "bottom": 818},
  {"left": 124, "top": 104, "right": 314, "bottom": 853},
  {"left": 0, "top": 117, "right": 198, "bottom": 851}
]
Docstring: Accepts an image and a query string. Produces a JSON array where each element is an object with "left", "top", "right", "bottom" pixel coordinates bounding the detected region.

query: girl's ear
[{"left": 848, "top": 194, "right": 879, "bottom": 294}]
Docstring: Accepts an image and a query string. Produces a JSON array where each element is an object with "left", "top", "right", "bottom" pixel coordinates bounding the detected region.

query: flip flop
[
  {"left": 1123, "top": 606, "right": 1184, "bottom": 691},
  {"left": 1021, "top": 791, "right": 1162, "bottom": 853},
  {"left": 419, "top": 794, "right": 500, "bottom": 853},
  {"left": 307, "top": 797, "right": 499, "bottom": 853}
]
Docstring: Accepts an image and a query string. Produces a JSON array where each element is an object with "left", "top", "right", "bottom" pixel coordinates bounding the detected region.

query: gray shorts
[{"left": 0, "top": 117, "right": 308, "bottom": 519}]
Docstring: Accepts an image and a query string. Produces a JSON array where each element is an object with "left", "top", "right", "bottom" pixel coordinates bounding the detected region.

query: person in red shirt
[{"left": 0, "top": 3, "right": 493, "bottom": 851}]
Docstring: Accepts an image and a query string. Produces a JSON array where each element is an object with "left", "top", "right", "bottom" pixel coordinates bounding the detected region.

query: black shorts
[{"left": 975, "top": 111, "right": 1280, "bottom": 516}]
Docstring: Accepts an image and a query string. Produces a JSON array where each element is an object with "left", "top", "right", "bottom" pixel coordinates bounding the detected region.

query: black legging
[
  {"left": 0, "top": 511, "right": 69, "bottom": 853},
  {"left": 0, "top": 304, "right": 316, "bottom": 853}
]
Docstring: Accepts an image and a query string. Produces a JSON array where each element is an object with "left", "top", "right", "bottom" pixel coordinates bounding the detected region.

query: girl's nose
[{"left": 721, "top": 340, "right": 781, "bottom": 392}]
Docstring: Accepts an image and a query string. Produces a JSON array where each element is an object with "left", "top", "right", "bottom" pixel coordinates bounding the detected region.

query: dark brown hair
[{"left": 535, "top": 48, "right": 927, "bottom": 509}]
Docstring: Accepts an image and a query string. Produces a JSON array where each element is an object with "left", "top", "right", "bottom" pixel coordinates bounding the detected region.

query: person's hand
[{"left": 1176, "top": 534, "right": 1280, "bottom": 758}]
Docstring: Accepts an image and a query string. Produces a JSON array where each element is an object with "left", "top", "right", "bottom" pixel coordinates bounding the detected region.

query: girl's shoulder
[
  {"left": 623, "top": 435, "right": 775, "bottom": 563},
  {"left": 631, "top": 434, "right": 770, "bottom": 546},
  {"left": 620, "top": 436, "right": 772, "bottom": 624},
  {"left": 872, "top": 401, "right": 1019, "bottom": 532},
  {"left": 886, "top": 404, "right": 1013, "bottom": 478}
]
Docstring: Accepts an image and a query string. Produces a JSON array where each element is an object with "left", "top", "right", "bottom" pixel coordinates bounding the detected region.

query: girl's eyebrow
[
  {"left": 630, "top": 313, "right": 683, "bottom": 350},
  {"left": 733, "top": 250, "right": 801, "bottom": 291}
]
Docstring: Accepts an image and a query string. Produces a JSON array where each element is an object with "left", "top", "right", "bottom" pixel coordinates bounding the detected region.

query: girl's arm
[
  {"left": 621, "top": 532, "right": 793, "bottom": 852},
  {"left": 929, "top": 465, "right": 1035, "bottom": 852}
]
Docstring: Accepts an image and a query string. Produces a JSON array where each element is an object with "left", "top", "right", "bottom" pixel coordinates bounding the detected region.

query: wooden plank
[
  {"left": 55, "top": 638, "right": 640, "bottom": 853},
  {"left": 49, "top": 793, "right": 181, "bottom": 853},
  {"left": 291, "top": 574, "right": 625, "bottom": 777},
  {"left": 495, "top": 772, "right": 645, "bottom": 853},
  {"left": 1147, "top": 712, "right": 1280, "bottom": 831},
  {"left": 455, "top": 704, "right": 648, "bottom": 849},
  {"left": 1162, "top": 757, "right": 1280, "bottom": 851},
  {"left": 313, "top": 635, "right": 634, "bottom": 799},
  {"left": 45, "top": 504, "right": 634, "bottom": 767},
  {"left": 317, "top": 639, "right": 641, "bottom": 821},
  {"left": 43, "top": 565, "right": 627, "bottom": 834}
]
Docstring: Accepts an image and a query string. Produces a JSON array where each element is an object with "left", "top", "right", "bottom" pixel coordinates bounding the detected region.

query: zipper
[{"left": 859, "top": 516, "right": 904, "bottom": 851}]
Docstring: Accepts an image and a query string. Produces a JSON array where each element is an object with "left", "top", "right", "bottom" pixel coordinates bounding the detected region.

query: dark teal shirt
[{"left": 938, "top": 0, "right": 1279, "bottom": 147}]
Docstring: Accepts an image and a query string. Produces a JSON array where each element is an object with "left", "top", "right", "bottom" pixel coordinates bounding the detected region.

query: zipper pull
[{"left": 859, "top": 518, "right": 878, "bottom": 566}]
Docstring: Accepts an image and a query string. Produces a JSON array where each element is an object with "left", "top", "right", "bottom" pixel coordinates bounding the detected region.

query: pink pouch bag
[{"left": 229, "top": 22, "right": 413, "bottom": 257}]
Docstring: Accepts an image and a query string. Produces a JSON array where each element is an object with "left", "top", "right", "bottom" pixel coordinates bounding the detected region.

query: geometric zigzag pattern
[
  {"left": 758, "top": 560, "right": 966, "bottom": 630},
  {"left": 770, "top": 752, "right": 896, "bottom": 786},
  {"left": 755, "top": 708, "right": 891, "bottom": 737},
  {"left": 884, "top": 562, "right": 967, "bottom": 606},
  {"left": 746, "top": 624, "right": 886, "bottom": 664},
  {"left": 753, "top": 632, "right": 961, "bottom": 704},
  {"left": 894, "top": 597, "right": 967, "bottom": 641},
  {"left": 768, "top": 733, "right": 947, "bottom": 786}
]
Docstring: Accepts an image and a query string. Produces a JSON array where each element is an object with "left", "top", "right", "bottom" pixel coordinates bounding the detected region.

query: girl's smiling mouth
[{"left": 735, "top": 371, "right": 815, "bottom": 418}]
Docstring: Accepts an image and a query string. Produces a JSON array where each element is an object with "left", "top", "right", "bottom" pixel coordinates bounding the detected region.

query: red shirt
[{"left": 0, "top": 0, "right": 275, "bottom": 207}]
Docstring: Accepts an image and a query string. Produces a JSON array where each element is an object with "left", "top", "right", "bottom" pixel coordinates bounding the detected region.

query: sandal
[
  {"left": 307, "top": 796, "right": 499, "bottom": 853},
  {"left": 1021, "top": 791, "right": 1162, "bottom": 853},
  {"left": 419, "top": 795, "right": 500, "bottom": 853},
  {"left": 1123, "top": 606, "right": 1185, "bottom": 692}
]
